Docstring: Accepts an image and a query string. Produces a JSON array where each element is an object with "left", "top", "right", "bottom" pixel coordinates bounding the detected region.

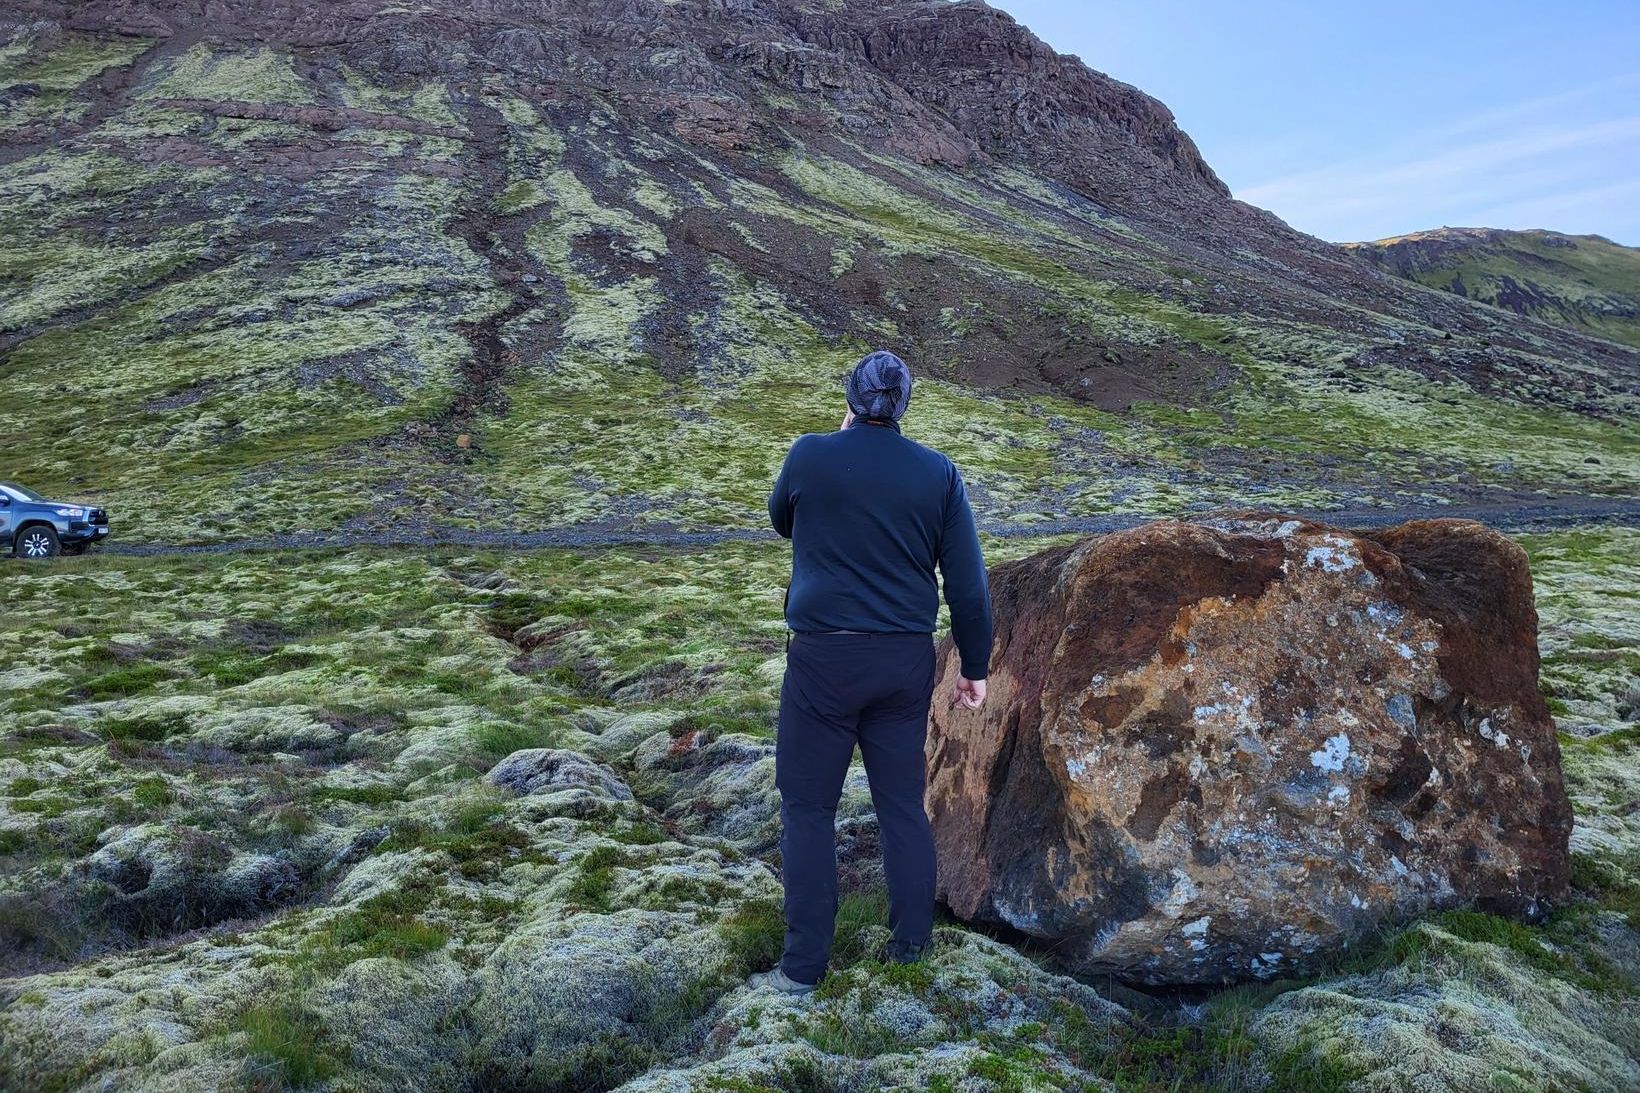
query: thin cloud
[
  {"left": 1238, "top": 117, "right": 1640, "bottom": 208},
  {"left": 1416, "top": 72, "right": 1640, "bottom": 142},
  {"left": 1234, "top": 92, "right": 1640, "bottom": 241},
  {"left": 1464, "top": 177, "right": 1640, "bottom": 234}
]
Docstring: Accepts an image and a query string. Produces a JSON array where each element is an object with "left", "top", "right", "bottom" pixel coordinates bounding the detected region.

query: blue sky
[{"left": 991, "top": 1, "right": 1640, "bottom": 245}]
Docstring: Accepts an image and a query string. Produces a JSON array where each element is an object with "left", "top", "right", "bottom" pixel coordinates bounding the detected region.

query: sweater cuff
[{"left": 959, "top": 659, "right": 988, "bottom": 681}]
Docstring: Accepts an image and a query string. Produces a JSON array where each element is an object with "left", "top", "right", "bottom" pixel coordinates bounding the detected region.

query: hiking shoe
[
  {"left": 748, "top": 967, "right": 817, "bottom": 996},
  {"left": 885, "top": 938, "right": 932, "bottom": 965}
]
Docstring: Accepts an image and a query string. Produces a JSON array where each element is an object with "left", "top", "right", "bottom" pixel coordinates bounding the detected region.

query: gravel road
[{"left": 96, "top": 495, "right": 1640, "bottom": 557}]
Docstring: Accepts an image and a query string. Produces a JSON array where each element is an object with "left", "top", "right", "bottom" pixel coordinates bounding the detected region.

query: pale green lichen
[
  {"left": 0, "top": 33, "right": 153, "bottom": 133},
  {"left": 141, "top": 44, "right": 315, "bottom": 105},
  {"left": 1521, "top": 528, "right": 1640, "bottom": 733},
  {"left": 1, "top": 526, "right": 1637, "bottom": 1091},
  {"left": 338, "top": 70, "right": 461, "bottom": 129},
  {"left": 1252, "top": 917, "right": 1640, "bottom": 1092}
]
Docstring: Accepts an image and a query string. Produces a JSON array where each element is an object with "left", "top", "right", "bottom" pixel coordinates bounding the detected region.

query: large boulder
[{"left": 927, "top": 514, "right": 1572, "bottom": 984}]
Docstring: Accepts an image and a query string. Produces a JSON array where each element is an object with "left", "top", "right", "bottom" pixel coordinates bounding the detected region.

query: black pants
[{"left": 775, "top": 631, "right": 937, "bottom": 984}]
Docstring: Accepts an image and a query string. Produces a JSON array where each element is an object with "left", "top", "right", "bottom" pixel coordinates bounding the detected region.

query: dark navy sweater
[{"left": 768, "top": 420, "right": 993, "bottom": 680}]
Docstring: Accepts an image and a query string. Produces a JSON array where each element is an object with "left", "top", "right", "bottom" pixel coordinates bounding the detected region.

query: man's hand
[
  {"left": 840, "top": 408, "right": 855, "bottom": 430},
  {"left": 953, "top": 676, "right": 986, "bottom": 710}
]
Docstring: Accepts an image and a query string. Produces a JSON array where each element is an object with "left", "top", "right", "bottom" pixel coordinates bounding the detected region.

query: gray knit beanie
[{"left": 845, "top": 350, "right": 913, "bottom": 422}]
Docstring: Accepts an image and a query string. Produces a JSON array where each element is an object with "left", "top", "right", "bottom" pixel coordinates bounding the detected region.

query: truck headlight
[{"left": 54, "top": 507, "right": 85, "bottom": 517}]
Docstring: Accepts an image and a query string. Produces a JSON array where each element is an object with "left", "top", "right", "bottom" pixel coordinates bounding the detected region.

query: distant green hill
[{"left": 1347, "top": 228, "right": 1640, "bottom": 349}]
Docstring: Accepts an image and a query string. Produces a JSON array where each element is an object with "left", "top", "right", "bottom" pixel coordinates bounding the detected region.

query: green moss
[
  {"left": 609, "top": 820, "right": 667, "bottom": 845},
  {"left": 702, "top": 1079, "right": 782, "bottom": 1093},
  {"left": 492, "top": 179, "right": 545, "bottom": 214},
  {"left": 799, "top": 1009, "right": 914, "bottom": 1060},
  {"left": 1522, "top": 527, "right": 1639, "bottom": 731},
  {"left": 1041, "top": 997, "right": 1266, "bottom": 1092},
  {"left": 3, "top": 35, "right": 150, "bottom": 94},
  {"left": 1261, "top": 1038, "right": 1368, "bottom": 1093},
  {"left": 0, "top": 34, "right": 152, "bottom": 135},
  {"left": 964, "top": 1047, "right": 1048, "bottom": 1093},
  {"left": 96, "top": 711, "right": 189, "bottom": 742},
  {"left": 0, "top": 514, "right": 1632, "bottom": 1091},
  {"left": 310, "top": 784, "right": 404, "bottom": 806},
  {"left": 0, "top": 147, "right": 493, "bottom": 540},
  {"left": 143, "top": 44, "right": 315, "bottom": 105},
  {"left": 1424, "top": 909, "right": 1603, "bottom": 989},
  {"left": 337, "top": 71, "right": 459, "bottom": 128},
  {"left": 309, "top": 885, "right": 447, "bottom": 965},
  {"left": 10, "top": 797, "right": 70, "bottom": 816},
  {"left": 1252, "top": 913, "right": 1639, "bottom": 1091},
  {"left": 827, "top": 888, "right": 891, "bottom": 969},
  {"left": 76, "top": 663, "right": 173, "bottom": 700}
]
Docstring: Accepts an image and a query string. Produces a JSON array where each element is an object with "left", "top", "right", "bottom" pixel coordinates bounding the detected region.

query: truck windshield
[{"left": 0, "top": 483, "right": 44, "bottom": 501}]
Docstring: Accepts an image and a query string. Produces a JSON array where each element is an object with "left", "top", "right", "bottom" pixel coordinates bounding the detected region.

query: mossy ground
[{"left": 0, "top": 526, "right": 1635, "bottom": 1091}]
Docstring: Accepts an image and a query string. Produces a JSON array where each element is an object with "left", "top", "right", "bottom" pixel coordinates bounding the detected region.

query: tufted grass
[
  {"left": 237, "top": 1000, "right": 339, "bottom": 1088},
  {"left": 718, "top": 897, "right": 785, "bottom": 974}
]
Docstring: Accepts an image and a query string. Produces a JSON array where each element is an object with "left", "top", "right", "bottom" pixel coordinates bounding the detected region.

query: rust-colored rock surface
[{"left": 927, "top": 514, "right": 1572, "bottom": 985}]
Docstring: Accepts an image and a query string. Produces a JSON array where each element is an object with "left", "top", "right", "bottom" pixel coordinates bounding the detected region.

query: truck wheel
[{"left": 15, "top": 526, "right": 60, "bottom": 559}]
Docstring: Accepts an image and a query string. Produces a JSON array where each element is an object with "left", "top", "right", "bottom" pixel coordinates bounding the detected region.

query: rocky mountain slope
[
  {"left": 1, "top": 0, "right": 1636, "bottom": 543},
  {"left": 1348, "top": 228, "right": 1640, "bottom": 350}
]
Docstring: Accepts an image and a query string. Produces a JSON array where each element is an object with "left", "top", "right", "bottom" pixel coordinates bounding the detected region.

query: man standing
[{"left": 754, "top": 350, "right": 992, "bottom": 996}]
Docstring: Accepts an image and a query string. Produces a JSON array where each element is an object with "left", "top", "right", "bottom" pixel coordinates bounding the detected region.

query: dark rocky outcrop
[{"left": 927, "top": 514, "right": 1573, "bottom": 984}]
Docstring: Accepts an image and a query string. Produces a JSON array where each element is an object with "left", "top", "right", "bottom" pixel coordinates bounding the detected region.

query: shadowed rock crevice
[{"left": 441, "top": 95, "right": 558, "bottom": 428}]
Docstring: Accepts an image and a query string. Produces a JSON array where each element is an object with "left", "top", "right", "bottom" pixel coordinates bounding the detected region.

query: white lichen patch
[
  {"left": 141, "top": 44, "right": 316, "bottom": 104},
  {"left": 1310, "top": 733, "right": 1352, "bottom": 773},
  {"left": 1302, "top": 534, "right": 1360, "bottom": 574}
]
